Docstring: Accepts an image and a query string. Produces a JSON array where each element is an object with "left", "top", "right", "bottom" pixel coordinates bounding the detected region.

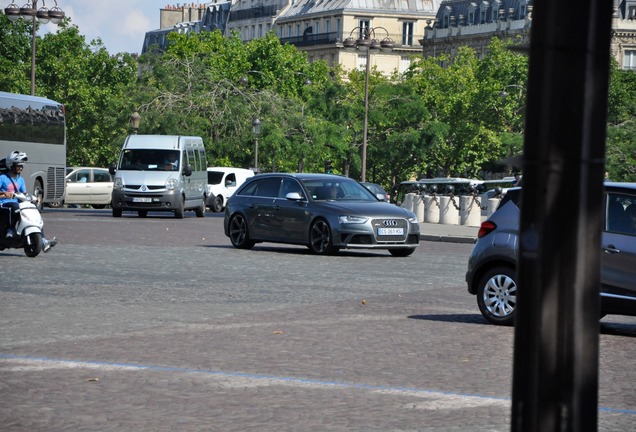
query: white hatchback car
[{"left": 51, "top": 167, "right": 114, "bottom": 209}]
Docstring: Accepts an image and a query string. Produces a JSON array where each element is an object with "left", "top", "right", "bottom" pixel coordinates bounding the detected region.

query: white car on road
[{"left": 206, "top": 167, "right": 254, "bottom": 212}]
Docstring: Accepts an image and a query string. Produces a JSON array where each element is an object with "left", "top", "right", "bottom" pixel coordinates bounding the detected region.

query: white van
[
  {"left": 206, "top": 167, "right": 254, "bottom": 212},
  {"left": 109, "top": 135, "right": 207, "bottom": 218}
]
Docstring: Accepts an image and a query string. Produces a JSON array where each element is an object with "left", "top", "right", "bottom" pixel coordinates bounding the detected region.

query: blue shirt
[{"left": 0, "top": 173, "right": 26, "bottom": 204}]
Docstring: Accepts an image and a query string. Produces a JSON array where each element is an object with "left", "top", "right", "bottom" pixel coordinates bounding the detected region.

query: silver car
[
  {"left": 466, "top": 182, "right": 636, "bottom": 325},
  {"left": 223, "top": 173, "right": 420, "bottom": 256}
]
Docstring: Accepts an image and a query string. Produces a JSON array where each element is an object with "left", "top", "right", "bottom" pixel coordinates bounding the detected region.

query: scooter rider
[{"left": 0, "top": 150, "right": 57, "bottom": 252}]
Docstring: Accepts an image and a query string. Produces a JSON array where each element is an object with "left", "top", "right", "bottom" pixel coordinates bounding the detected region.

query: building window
[
  {"left": 251, "top": 25, "right": 255, "bottom": 39},
  {"left": 402, "top": 22, "right": 414, "bottom": 46},
  {"left": 492, "top": 0, "right": 502, "bottom": 20},
  {"left": 357, "top": 53, "right": 367, "bottom": 70},
  {"left": 336, "top": 18, "right": 341, "bottom": 38},
  {"left": 296, "top": 24, "right": 301, "bottom": 37},
  {"left": 625, "top": 50, "right": 636, "bottom": 70},
  {"left": 288, "top": 25, "right": 292, "bottom": 38},
  {"left": 359, "top": 19, "right": 370, "bottom": 38},
  {"left": 326, "top": 19, "right": 331, "bottom": 34},
  {"left": 315, "top": 21, "right": 320, "bottom": 34},
  {"left": 399, "top": 56, "right": 411, "bottom": 74},
  {"left": 258, "top": 24, "right": 262, "bottom": 37}
]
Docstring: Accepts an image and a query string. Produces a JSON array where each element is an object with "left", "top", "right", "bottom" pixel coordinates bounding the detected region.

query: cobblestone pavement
[{"left": 0, "top": 209, "right": 634, "bottom": 431}]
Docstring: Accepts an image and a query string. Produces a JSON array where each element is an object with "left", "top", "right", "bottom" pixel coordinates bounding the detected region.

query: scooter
[{"left": 0, "top": 192, "right": 44, "bottom": 257}]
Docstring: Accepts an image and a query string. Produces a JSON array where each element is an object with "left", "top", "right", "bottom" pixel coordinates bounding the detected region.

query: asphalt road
[{"left": 1, "top": 208, "right": 634, "bottom": 431}]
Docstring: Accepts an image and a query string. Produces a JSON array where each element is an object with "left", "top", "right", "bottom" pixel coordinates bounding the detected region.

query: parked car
[
  {"left": 48, "top": 167, "right": 113, "bottom": 209},
  {"left": 466, "top": 183, "right": 636, "bottom": 325},
  {"left": 223, "top": 173, "right": 420, "bottom": 256},
  {"left": 206, "top": 167, "right": 254, "bottom": 212},
  {"left": 360, "top": 182, "right": 389, "bottom": 202}
]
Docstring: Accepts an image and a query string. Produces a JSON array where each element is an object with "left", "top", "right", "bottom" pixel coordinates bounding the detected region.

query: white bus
[{"left": 0, "top": 91, "right": 66, "bottom": 207}]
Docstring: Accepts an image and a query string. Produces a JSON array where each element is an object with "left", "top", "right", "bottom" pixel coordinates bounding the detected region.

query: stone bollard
[
  {"left": 439, "top": 195, "right": 459, "bottom": 225},
  {"left": 460, "top": 195, "right": 481, "bottom": 226},
  {"left": 413, "top": 194, "right": 425, "bottom": 222},
  {"left": 401, "top": 193, "right": 415, "bottom": 211},
  {"left": 424, "top": 195, "right": 440, "bottom": 223},
  {"left": 487, "top": 198, "right": 500, "bottom": 216}
]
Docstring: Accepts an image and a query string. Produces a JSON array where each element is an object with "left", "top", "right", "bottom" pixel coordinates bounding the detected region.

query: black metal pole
[
  {"left": 512, "top": 1, "right": 613, "bottom": 431},
  {"left": 30, "top": 1, "right": 37, "bottom": 96}
]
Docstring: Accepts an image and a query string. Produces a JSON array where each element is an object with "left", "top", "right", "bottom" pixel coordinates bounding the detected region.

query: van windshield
[{"left": 119, "top": 149, "right": 180, "bottom": 171}]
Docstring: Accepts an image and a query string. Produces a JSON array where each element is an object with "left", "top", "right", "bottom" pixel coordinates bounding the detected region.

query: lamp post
[
  {"left": 499, "top": 84, "right": 526, "bottom": 99},
  {"left": 252, "top": 118, "right": 261, "bottom": 173},
  {"left": 343, "top": 26, "right": 394, "bottom": 182},
  {"left": 129, "top": 112, "right": 141, "bottom": 134},
  {"left": 4, "top": 1, "right": 65, "bottom": 96}
]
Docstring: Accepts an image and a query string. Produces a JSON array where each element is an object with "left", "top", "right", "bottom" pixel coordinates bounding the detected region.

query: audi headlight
[
  {"left": 166, "top": 178, "right": 178, "bottom": 190},
  {"left": 408, "top": 216, "right": 418, "bottom": 223},
  {"left": 339, "top": 215, "right": 368, "bottom": 224},
  {"left": 114, "top": 177, "right": 123, "bottom": 190}
]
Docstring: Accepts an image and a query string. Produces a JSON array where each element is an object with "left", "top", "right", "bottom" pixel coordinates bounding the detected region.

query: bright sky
[{"left": 38, "top": 0, "right": 201, "bottom": 55}]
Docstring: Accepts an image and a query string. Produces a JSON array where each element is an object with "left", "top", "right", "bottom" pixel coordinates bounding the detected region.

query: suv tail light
[{"left": 477, "top": 221, "right": 497, "bottom": 238}]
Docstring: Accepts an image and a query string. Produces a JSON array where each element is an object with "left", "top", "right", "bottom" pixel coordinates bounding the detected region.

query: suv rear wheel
[{"left": 476, "top": 266, "right": 517, "bottom": 326}]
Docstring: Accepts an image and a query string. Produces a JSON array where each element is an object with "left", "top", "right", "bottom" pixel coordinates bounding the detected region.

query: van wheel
[
  {"left": 175, "top": 196, "right": 185, "bottom": 219},
  {"left": 195, "top": 199, "right": 205, "bottom": 217},
  {"left": 212, "top": 195, "right": 224, "bottom": 213},
  {"left": 476, "top": 266, "right": 517, "bottom": 326},
  {"left": 112, "top": 208, "right": 122, "bottom": 218},
  {"left": 138, "top": 210, "right": 148, "bottom": 218}
]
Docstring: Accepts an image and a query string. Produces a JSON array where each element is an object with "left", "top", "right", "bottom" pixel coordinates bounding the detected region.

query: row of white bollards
[{"left": 401, "top": 193, "right": 501, "bottom": 226}]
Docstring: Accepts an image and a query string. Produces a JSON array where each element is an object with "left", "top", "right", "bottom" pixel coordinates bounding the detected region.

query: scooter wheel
[{"left": 24, "top": 232, "right": 42, "bottom": 257}]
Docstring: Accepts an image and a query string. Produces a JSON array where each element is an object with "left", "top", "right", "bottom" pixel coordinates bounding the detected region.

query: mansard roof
[
  {"left": 278, "top": 0, "right": 440, "bottom": 20},
  {"left": 433, "top": 0, "right": 531, "bottom": 28}
]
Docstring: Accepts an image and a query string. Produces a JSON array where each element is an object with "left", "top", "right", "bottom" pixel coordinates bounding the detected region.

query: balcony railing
[{"left": 279, "top": 32, "right": 422, "bottom": 49}]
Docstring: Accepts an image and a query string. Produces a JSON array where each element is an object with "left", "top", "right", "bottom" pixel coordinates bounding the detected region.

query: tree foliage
[{"left": 1, "top": 19, "right": 634, "bottom": 187}]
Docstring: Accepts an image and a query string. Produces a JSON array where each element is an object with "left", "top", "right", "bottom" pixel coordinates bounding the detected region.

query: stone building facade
[
  {"left": 142, "top": 1, "right": 441, "bottom": 75},
  {"left": 421, "top": 0, "right": 636, "bottom": 70}
]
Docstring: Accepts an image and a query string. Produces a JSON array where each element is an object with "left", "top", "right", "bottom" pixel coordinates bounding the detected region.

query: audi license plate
[
  {"left": 132, "top": 197, "right": 152, "bottom": 203},
  {"left": 378, "top": 227, "right": 404, "bottom": 236}
]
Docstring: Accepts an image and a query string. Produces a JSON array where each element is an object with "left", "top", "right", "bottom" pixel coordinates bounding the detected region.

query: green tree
[
  {"left": 607, "top": 59, "right": 636, "bottom": 182},
  {"left": 0, "top": 16, "right": 139, "bottom": 166}
]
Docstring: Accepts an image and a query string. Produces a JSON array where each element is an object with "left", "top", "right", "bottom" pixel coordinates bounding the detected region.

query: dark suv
[{"left": 466, "top": 182, "right": 636, "bottom": 325}]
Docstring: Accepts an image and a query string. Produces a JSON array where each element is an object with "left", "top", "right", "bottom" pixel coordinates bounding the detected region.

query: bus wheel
[{"left": 33, "top": 180, "right": 44, "bottom": 211}]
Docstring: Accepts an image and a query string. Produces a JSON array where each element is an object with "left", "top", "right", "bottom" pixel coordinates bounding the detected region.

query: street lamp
[
  {"left": 499, "top": 84, "right": 525, "bottom": 99},
  {"left": 4, "top": 1, "right": 65, "bottom": 96},
  {"left": 252, "top": 118, "right": 261, "bottom": 173},
  {"left": 343, "top": 26, "right": 394, "bottom": 182},
  {"left": 129, "top": 111, "right": 141, "bottom": 134}
]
